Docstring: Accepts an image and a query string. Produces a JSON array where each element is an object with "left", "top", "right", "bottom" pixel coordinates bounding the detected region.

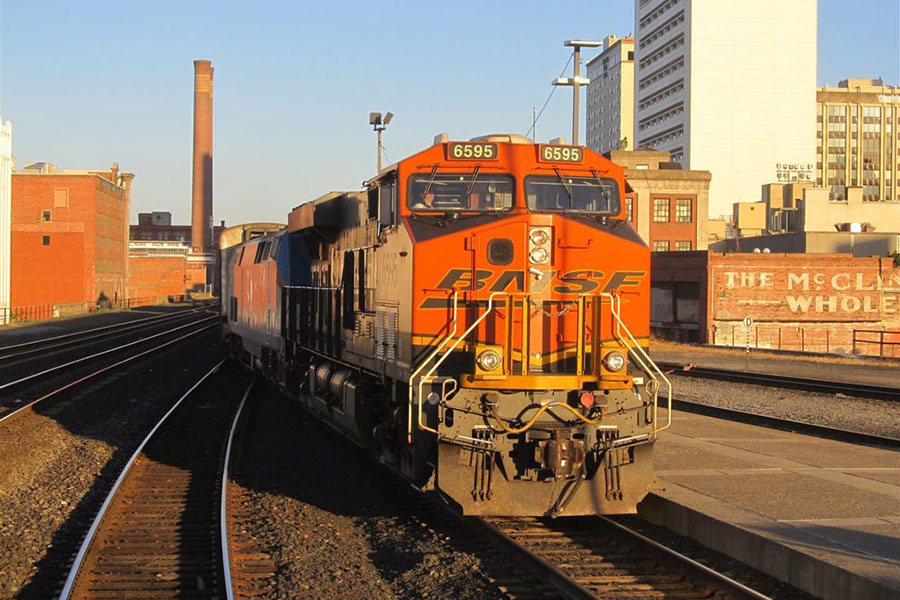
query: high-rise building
[
  {"left": 0, "top": 120, "right": 11, "bottom": 323},
  {"left": 816, "top": 78, "right": 900, "bottom": 202},
  {"left": 586, "top": 35, "right": 635, "bottom": 155},
  {"left": 634, "top": 0, "right": 817, "bottom": 219}
]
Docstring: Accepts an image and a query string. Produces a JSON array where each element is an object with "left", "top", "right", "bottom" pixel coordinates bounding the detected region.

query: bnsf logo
[{"left": 433, "top": 269, "right": 645, "bottom": 294}]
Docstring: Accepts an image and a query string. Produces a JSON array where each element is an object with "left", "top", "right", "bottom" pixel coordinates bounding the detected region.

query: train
[{"left": 221, "top": 133, "right": 671, "bottom": 517}]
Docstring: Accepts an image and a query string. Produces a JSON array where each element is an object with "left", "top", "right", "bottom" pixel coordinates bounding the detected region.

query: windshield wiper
[
  {"left": 422, "top": 165, "right": 440, "bottom": 197},
  {"left": 465, "top": 166, "right": 481, "bottom": 196},
  {"left": 553, "top": 167, "right": 574, "bottom": 209},
  {"left": 589, "top": 168, "right": 612, "bottom": 207}
]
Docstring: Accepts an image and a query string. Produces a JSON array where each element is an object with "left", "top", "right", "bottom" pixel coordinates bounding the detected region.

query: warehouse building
[
  {"left": 10, "top": 163, "right": 133, "bottom": 307},
  {"left": 651, "top": 252, "right": 900, "bottom": 357}
]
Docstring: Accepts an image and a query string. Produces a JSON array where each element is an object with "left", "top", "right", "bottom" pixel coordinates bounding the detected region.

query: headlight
[
  {"left": 529, "top": 228, "right": 550, "bottom": 245},
  {"left": 529, "top": 247, "right": 550, "bottom": 264},
  {"left": 603, "top": 351, "right": 626, "bottom": 372},
  {"left": 476, "top": 349, "right": 502, "bottom": 371}
]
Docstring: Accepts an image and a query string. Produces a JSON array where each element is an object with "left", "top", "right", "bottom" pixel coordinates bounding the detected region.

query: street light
[
  {"left": 552, "top": 40, "right": 603, "bottom": 145},
  {"left": 370, "top": 111, "right": 394, "bottom": 172}
]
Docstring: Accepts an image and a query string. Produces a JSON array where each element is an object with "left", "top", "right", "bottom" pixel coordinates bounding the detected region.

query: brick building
[
  {"left": 11, "top": 163, "right": 133, "bottom": 307},
  {"left": 651, "top": 252, "right": 900, "bottom": 357},
  {"left": 607, "top": 149, "right": 711, "bottom": 251},
  {"left": 128, "top": 240, "right": 189, "bottom": 299},
  {"left": 130, "top": 211, "right": 226, "bottom": 246}
]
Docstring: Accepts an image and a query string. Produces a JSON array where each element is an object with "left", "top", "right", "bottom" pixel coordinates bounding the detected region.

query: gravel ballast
[
  {"left": 0, "top": 331, "right": 224, "bottom": 599},
  {"left": 232, "top": 381, "right": 521, "bottom": 600},
  {"left": 669, "top": 373, "right": 900, "bottom": 438}
]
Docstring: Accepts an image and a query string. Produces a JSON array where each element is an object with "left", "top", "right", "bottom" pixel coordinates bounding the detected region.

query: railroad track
[
  {"left": 0, "top": 315, "right": 220, "bottom": 425},
  {"left": 657, "top": 361, "right": 900, "bottom": 402},
  {"left": 671, "top": 398, "right": 900, "bottom": 449},
  {"left": 0, "top": 302, "right": 217, "bottom": 362},
  {"left": 472, "top": 514, "right": 772, "bottom": 600},
  {"left": 58, "top": 361, "right": 255, "bottom": 599}
]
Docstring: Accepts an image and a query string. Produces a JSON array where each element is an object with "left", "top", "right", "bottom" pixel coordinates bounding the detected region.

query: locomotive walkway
[{"left": 643, "top": 408, "right": 899, "bottom": 600}]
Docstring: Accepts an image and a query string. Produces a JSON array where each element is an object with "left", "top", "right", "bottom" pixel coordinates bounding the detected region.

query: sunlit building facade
[
  {"left": 816, "top": 78, "right": 900, "bottom": 202},
  {"left": 634, "top": 0, "right": 817, "bottom": 219},
  {"left": 586, "top": 35, "right": 635, "bottom": 155}
]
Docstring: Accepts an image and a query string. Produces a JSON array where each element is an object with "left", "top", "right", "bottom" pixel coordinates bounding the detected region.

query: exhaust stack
[{"left": 191, "top": 59, "right": 213, "bottom": 251}]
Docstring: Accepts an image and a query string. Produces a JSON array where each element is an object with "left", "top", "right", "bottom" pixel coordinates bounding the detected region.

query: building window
[
  {"left": 675, "top": 198, "right": 692, "bottom": 223},
  {"left": 42, "top": 235, "right": 50, "bottom": 246},
  {"left": 41, "top": 210, "right": 51, "bottom": 222},
  {"left": 53, "top": 188, "right": 69, "bottom": 209},
  {"left": 625, "top": 197, "right": 634, "bottom": 221},
  {"left": 674, "top": 241, "right": 692, "bottom": 251},
  {"left": 653, "top": 198, "right": 670, "bottom": 222},
  {"left": 653, "top": 240, "right": 670, "bottom": 251}
]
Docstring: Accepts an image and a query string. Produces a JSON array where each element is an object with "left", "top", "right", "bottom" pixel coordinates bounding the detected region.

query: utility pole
[
  {"left": 552, "top": 40, "right": 603, "bottom": 145},
  {"left": 369, "top": 112, "right": 393, "bottom": 172}
]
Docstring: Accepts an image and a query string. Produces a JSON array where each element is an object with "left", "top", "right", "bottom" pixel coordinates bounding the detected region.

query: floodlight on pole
[
  {"left": 552, "top": 39, "right": 604, "bottom": 144},
  {"left": 370, "top": 110, "right": 393, "bottom": 172}
]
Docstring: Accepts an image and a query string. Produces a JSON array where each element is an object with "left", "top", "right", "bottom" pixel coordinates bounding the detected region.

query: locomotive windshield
[
  {"left": 408, "top": 171, "right": 514, "bottom": 212},
  {"left": 525, "top": 174, "right": 620, "bottom": 215}
]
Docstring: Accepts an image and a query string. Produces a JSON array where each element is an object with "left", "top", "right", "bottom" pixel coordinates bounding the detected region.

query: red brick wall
[
  {"left": 651, "top": 251, "right": 900, "bottom": 356},
  {"left": 128, "top": 255, "right": 186, "bottom": 298},
  {"left": 648, "top": 194, "right": 698, "bottom": 251},
  {"left": 10, "top": 231, "right": 84, "bottom": 306},
  {"left": 707, "top": 253, "right": 900, "bottom": 356},
  {"left": 11, "top": 173, "right": 128, "bottom": 306}
]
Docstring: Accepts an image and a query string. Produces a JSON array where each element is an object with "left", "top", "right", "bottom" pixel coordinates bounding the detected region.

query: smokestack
[{"left": 191, "top": 59, "right": 213, "bottom": 251}]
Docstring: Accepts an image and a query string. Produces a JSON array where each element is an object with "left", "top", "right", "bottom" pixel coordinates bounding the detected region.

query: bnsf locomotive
[{"left": 221, "top": 134, "right": 671, "bottom": 516}]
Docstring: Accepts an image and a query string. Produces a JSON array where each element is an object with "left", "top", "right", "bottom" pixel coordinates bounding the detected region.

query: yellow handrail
[
  {"left": 601, "top": 292, "right": 673, "bottom": 434},
  {"left": 416, "top": 292, "right": 504, "bottom": 437},
  {"left": 407, "top": 291, "right": 458, "bottom": 443}
]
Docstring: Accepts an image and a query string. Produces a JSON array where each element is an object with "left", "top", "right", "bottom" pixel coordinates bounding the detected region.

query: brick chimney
[{"left": 191, "top": 60, "right": 213, "bottom": 252}]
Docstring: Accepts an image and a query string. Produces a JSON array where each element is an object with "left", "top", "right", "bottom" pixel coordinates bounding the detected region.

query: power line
[{"left": 524, "top": 52, "right": 573, "bottom": 140}]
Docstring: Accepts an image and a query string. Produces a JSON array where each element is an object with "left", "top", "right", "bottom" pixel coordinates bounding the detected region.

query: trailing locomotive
[{"left": 222, "top": 134, "right": 671, "bottom": 516}]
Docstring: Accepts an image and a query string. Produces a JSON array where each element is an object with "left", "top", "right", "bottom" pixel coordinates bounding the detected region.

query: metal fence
[
  {"left": 0, "top": 296, "right": 168, "bottom": 326},
  {"left": 852, "top": 329, "right": 900, "bottom": 358}
]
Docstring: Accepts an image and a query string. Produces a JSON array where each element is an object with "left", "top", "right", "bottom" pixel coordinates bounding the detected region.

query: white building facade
[
  {"left": 634, "top": 0, "right": 817, "bottom": 219},
  {"left": 0, "top": 120, "right": 11, "bottom": 324},
  {"left": 586, "top": 35, "right": 635, "bottom": 155}
]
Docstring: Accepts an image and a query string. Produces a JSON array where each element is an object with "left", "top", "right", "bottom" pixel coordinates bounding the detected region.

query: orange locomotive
[{"left": 222, "top": 133, "right": 672, "bottom": 516}]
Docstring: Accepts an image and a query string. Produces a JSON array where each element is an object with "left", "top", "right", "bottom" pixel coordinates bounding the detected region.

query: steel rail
[
  {"left": 0, "top": 320, "right": 218, "bottom": 425},
  {"left": 596, "top": 516, "right": 773, "bottom": 600},
  {"left": 464, "top": 515, "right": 598, "bottom": 600},
  {"left": 658, "top": 361, "right": 900, "bottom": 402},
  {"left": 474, "top": 515, "right": 773, "bottom": 600},
  {"left": 0, "top": 305, "right": 215, "bottom": 362},
  {"left": 220, "top": 377, "right": 257, "bottom": 600},
  {"left": 0, "top": 314, "right": 219, "bottom": 392},
  {"left": 0, "top": 302, "right": 215, "bottom": 354},
  {"left": 672, "top": 397, "right": 900, "bottom": 449},
  {"left": 58, "top": 359, "right": 229, "bottom": 600}
]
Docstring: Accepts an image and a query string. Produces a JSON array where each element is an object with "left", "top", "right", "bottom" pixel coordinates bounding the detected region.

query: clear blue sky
[{"left": 1, "top": 1, "right": 897, "bottom": 226}]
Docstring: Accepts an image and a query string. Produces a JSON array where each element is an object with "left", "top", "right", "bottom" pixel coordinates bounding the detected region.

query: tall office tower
[
  {"left": 634, "top": 0, "right": 817, "bottom": 219},
  {"left": 816, "top": 78, "right": 900, "bottom": 202},
  {"left": 586, "top": 35, "right": 635, "bottom": 155}
]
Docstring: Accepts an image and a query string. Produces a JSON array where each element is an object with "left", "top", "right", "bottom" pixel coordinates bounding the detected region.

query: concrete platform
[
  {"left": 638, "top": 409, "right": 899, "bottom": 600},
  {"left": 652, "top": 342, "right": 900, "bottom": 388}
]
